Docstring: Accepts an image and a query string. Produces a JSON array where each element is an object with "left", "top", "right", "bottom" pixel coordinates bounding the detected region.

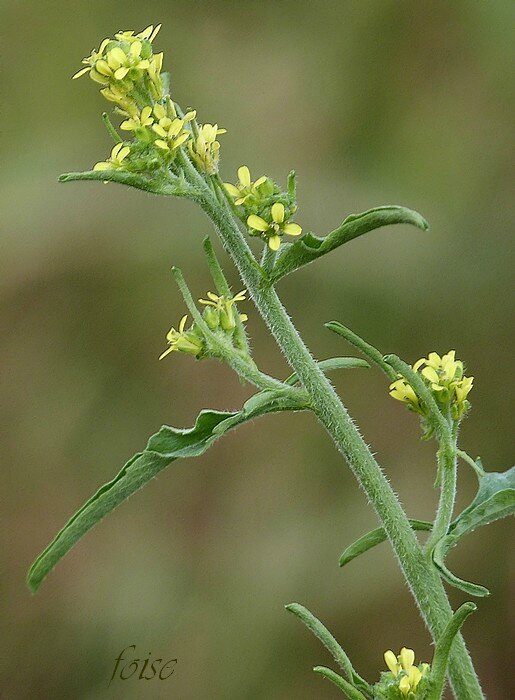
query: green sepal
[
  {"left": 285, "top": 356, "right": 369, "bottom": 386},
  {"left": 426, "top": 603, "right": 476, "bottom": 700},
  {"left": 59, "top": 168, "right": 201, "bottom": 198},
  {"left": 285, "top": 603, "right": 372, "bottom": 696},
  {"left": 27, "top": 388, "right": 309, "bottom": 593},
  {"left": 339, "top": 519, "right": 432, "bottom": 567},
  {"left": 432, "top": 466, "right": 515, "bottom": 596},
  {"left": 313, "top": 666, "right": 368, "bottom": 699},
  {"left": 267, "top": 206, "right": 428, "bottom": 284}
]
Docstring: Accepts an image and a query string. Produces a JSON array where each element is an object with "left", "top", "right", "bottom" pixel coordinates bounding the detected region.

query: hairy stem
[
  {"left": 426, "top": 430, "right": 458, "bottom": 553},
  {"left": 188, "top": 176, "right": 483, "bottom": 698}
]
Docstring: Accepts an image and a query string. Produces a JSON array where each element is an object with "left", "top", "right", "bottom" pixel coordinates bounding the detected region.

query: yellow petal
[
  {"left": 108, "top": 47, "right": 127, "bottom": 68},
  {"left": 149, "top": 24, "right": 162, "bottom": 42},
  {"left": 154, "top": 140, "right": 169, "bottom": 150},
  {"left": 93, "top": 162, "right": 111, "bottom": 171},
  {"left": 271, "top": 202, "right": 285, "bottom": 223},
  {"left": 159, "top": 345, "right": 175, "bottom": 360},
  {"left": 247, "top": 215, "right": 269, "bottom": 232},
  {"left": 268, "top": 235, "right": 281, "bottom": 251},
  {"left": 384, "top": 651, "right": 399, "bottom": 676},
  {"left": 283, "top": 222, "right": 302, "bottom": 236},
  {"left": 130, "top": 40, "right": 142, "bottom": 57},
  {"left": 238, "top": 166, "right": 251, "bottom": 186},
  {"left": 72, "top": 66, "right": 90, "bottom": 79},
  {"left": 254, "top": 176, "right": 267, "bottom": 187},
  {"left": 114, "top": 67, "right": 130, "bottom": 80},
  {"left": 224, "top": 183, "right": 240, "bottom": 197},
  {"left": 399, "top": 648, "right": 415, "bottom": 671}
]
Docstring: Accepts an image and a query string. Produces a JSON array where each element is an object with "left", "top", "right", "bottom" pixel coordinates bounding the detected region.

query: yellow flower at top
[
  {"left": 188, "top": 123, "right": 227, "bottom": 175},
  {"left": 93, "top": 143, "right": 130, "bottom": 171},
  {"left": 224, "top": 166, "right": 268, "bottom": 206},
  {"left": 383, "top": 647, "right": 429, "bottom": 697},
  {"left": 115, "top": 24, "right": 162, "bottom": 44},
  {"left": 247, "top": 202, "right": 302, "bottom": 251}
]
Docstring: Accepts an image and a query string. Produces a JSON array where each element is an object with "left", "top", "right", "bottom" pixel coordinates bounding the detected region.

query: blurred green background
[{"left": 2, "top": 1, "right": 514, "bottom": 698}]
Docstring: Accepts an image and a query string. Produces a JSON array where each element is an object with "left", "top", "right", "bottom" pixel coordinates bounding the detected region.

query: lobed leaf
[
  {"left": 432, "top": 466, "right": 515, "bottom": 597},
  {"left": 268, "top": 205, "right": 428, "bottom": 284},
  {"left": 28, "top": 388, "right": 308, "bottom": 592}
]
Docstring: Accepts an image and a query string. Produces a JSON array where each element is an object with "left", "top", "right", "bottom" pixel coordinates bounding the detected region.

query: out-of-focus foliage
[{"left": 1, "top": 1, "right": 513, "bottom": 698}]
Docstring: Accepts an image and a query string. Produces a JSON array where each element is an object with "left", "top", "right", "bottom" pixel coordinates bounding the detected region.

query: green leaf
[
  {"left": 285, "top": 603, "right": 371, "bottom": 695},
  {"left": 285, "top": 356, "right": 369, "bottom": 386},
  {"left": 59, "top": 168, "right": 200, "bottom": 197},
  {"left": 432, "top": 466, "right": 515, "bottom": 597},
  {"left": 28, "top": 388, "right": 308, "bottom": 593},
  {"left": 426, "top": 603, "right": 476, "bottom": 700},
  {"left": 325, "top": 322, "right": 397, "bottom": 380},
  {"left": 268, "top": 205, "right": 428, "bottom": 283},
  {"left": 313, "top": 666, "right": 368, "bottom": 699},
  {"left": 339, "top": 519, "right": 432, "bottom": 567}
]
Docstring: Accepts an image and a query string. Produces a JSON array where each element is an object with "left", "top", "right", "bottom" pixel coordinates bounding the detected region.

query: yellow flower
[
  {"left": 93, "top": 142, "right": 130, "bottom": 171},
  {"left": 188, "top": 123, "right": 227, "bottom": 174},
  {"left": 389, "top": 350, "right": 473, "bottom": 420},
  {"left": 224, "top": 166, "right": 268, "bottom": 205},
  {"left": 115, "top": 24, "right": 162, "bottom": 44},
  {"left": 383, "top": 647, "right": 428, "bottom": 697},
  {"left": 198, "top": 290, "right": 247, "bottom": 331},
  {"left": 100, "top": 85, "right": 138, "bottom": 117},
  {"left": 120, "top": 105, "right": 154, "bottom": 131},
  {"left": 389, "top": 377, "right": 421, "bottom": 411},
  {"left": 96, "top": 41, "right": 151, "bottom": 82},
  {"left": 152, "top": 105, "right": 196, "bottom": 152},
  {"left": 159, "top": 315, "right": 204, "bottom": 359},
  {"left": 247, "top": 202, "right": 302, "bottom": 251},
  {"left": 72, "top": 38, "right": 111, "bottom": 80}
]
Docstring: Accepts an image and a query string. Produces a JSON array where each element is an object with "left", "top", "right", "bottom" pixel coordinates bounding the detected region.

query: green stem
[
  {"left": 426, "top": 427, "right": 458, "bottom": 553},
  {"left": 186, "top": 172, "right": 483, "bottom": 698}
]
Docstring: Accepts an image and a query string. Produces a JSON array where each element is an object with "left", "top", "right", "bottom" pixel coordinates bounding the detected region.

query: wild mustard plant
[{"left": 28, "top": 23, "right": 514, "bottom": 700}]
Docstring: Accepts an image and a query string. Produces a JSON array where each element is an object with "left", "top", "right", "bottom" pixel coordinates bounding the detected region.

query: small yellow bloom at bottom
[{"left": 93, "top": 143, "right": 130, "bottom": 171}]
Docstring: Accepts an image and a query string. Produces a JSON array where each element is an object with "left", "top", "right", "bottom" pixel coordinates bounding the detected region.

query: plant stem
[
  {"left": 189, "top": 177, "right": 483, "bottom": 698},
  {"left": 426, "top": 429, "right": 458, "bottom": 554}
]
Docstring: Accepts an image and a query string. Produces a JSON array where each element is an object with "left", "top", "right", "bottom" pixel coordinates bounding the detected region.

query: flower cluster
[
  {"left": 159, "top": 291, "right": 248, "bottom": 361},
  {"left": 224, "top": 166, "right": 302, "bottom": 250},
  {"left": 389, "top": 350, "right": 473, "bottom": 421},
  {"left": 73, "top": 24, "right": 164, "bottom": 104},
  {"left": 199, "top": 290, "right": 248, "bottom": 332},
  {"left": 374, "top": 647, "right": 430, "bottom": 699},
  {"left": 72, "top": 24, "right": 300, "bottom": 247}
]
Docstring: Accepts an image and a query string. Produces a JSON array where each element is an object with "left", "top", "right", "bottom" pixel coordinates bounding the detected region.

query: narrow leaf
[
  {"left": 426, "top": 603, "right": 476, "bottom": 700},
  {"left": 28, "top": 388, "right": 307, "bottom": 592},
  {"left": 285, "top": 356, "right": 369, "bottom": 386},
  {"left": 339, "top": 519, "right": 432, "bottom": 567},
  {"left": 286, "top": 603, "right": 371, "bottom": 694},
  {"left": 59, "top": 168, "right": 199, "bottom": 197},
  {"left": 313, "top": 666, "right": 368, "bottom": 699},
  {"left": 269, "top": 206, "right": 428, "bottom": 283},
  {"left": 325, "top": 322, "right": 397, "bottom": 380}
]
